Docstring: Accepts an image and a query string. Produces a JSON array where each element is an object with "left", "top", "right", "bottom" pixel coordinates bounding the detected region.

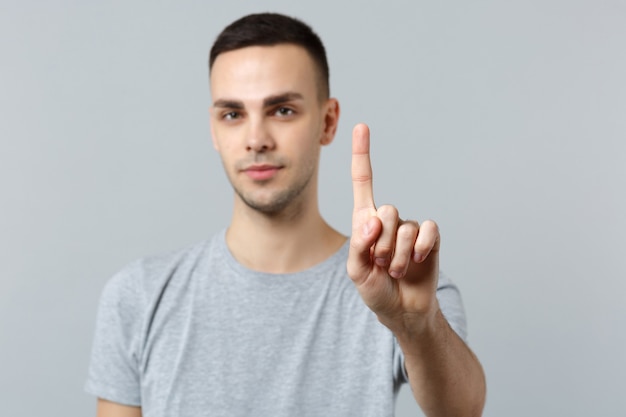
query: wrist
[{"left": 377, "top": 302, "right": 441, "bottom": 341}]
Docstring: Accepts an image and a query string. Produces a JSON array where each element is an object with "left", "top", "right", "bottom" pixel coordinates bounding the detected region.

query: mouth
[{"left": 242, "top": 164, "right": 282, "bottom": 181}]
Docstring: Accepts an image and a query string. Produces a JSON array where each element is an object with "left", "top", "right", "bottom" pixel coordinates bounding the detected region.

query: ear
[
  {"left": 320, "top": 98, "right": 340, "bottom": 146},
  {"left": 208, "top": 107, "right": 220, "bottom": 151}
]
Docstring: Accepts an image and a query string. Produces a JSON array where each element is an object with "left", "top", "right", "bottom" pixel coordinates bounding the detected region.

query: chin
[{"left": 237, "top": 188, "right": 305, "bottom": 216}]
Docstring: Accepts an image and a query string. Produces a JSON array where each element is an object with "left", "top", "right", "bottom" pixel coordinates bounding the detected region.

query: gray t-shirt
[{"left": 85, "top": 231, "right": 467, "bottom": 417}]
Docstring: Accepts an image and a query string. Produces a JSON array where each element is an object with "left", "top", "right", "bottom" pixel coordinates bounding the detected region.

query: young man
[{"left": 86, "top": 13, "right": 486, "bottom": 417}]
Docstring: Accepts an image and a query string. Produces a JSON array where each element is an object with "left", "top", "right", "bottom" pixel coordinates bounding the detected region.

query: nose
[{"left": 246, "top": 117, "right": 275, "bottom": 152}]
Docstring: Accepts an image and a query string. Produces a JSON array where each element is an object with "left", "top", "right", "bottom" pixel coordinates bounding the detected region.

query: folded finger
[
  {"left": 372, "top": 205, "right": 399, "bottom": 267},
  {"left": 413, "top": 220, "right": 440, "bottom": 263},
  {"left": 388, "top": 220, "right": 419, "bottom": 279}
]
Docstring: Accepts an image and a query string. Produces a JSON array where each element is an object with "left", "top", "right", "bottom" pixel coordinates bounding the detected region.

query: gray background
[{"left": 1, "top": 0, "right": 624, "bottom": 416}]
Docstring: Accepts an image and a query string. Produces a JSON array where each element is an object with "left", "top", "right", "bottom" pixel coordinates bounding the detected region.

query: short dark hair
[{"left": 209, "top": 13, "right": 330, "bottom": 99}]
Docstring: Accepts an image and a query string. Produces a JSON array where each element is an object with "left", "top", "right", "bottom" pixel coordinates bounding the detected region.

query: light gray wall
[{"left": 1, "top": 1, "right": 624, "bottom": 416}]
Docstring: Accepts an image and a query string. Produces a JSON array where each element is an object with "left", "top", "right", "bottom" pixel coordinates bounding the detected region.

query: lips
[{"left": 243, "top": 164, "right": 282, "bottom": 181}]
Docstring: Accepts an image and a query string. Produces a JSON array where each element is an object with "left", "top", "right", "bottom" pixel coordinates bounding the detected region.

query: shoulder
[{"left": 100, "top": 235, "right": 218, "bottom": 308}]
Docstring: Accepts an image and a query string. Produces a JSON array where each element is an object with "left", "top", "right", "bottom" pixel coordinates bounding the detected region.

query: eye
[
  {"left": 222, "top": 111, "right": 241, "bottom": 121},
  {"left": 274, "top": 107, "right": 294, "bottom": 117}
]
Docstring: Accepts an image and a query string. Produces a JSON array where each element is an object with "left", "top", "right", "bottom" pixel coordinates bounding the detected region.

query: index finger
[{"left": 351, "top": 123, "right": 376, "bottom": 211}]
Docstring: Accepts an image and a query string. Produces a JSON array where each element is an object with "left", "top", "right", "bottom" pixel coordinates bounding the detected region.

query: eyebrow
[
  {"left": 212, "top": 92, "right": 304, "bottom": 109},
  {"left": 263, "top": 92, "right": 303, "bottom": 107},
  {"left": 212, "top": 99, "right": 244, "bottom": 109}
]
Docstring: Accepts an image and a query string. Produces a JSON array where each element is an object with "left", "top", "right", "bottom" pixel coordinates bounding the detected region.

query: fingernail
[
  {"left": 389, "top": 270, "right": 402, "bottom": 279},
  {"left": 362, "top": 222, "right": 370, "bottom": 236},
  {"left": 413, "top": 253, "right": 424, "bottom": 263},
  {"left": 375, "top": 257, "right": 388, "bottom": 267}
]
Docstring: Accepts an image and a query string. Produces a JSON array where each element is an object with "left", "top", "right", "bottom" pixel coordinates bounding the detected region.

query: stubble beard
[{"left": 230, "top": 162, "right": 316, "bottom": 218}]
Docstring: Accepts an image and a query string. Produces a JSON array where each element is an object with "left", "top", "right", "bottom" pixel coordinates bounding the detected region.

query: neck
[{"left": 226, "top": 195, "right": 346, "bottom": 274}]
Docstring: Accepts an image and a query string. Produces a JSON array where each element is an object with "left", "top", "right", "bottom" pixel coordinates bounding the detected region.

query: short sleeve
[
  {"left": 84, "top": 264, "right": 143, "bottom": 406},
  {"left": 436, "top": 271, "right": 468, "bottom": 342}
]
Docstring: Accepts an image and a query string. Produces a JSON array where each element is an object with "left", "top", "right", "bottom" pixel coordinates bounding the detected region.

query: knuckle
[
  {"left": 352, "top": 174, "right": 371, "bottom": 183},
  {"left": 376, "top": 204, "right": 398, "bottom": 221},
  {"left": 397, "top": 223, "right": 417, "bottom": 240},
  {"left": 423, "top": 219, "right": 439, "bottom": 233}
]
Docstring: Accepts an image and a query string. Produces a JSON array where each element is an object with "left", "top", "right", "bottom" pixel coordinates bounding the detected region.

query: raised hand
[
  {"left": 347, "top": 123, "right": 487, "bottom": 414},
  {"left": 347, "top": 123, "right": 441, "bottom": 330}
]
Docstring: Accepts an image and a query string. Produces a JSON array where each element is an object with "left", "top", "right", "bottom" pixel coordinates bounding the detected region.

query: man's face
[{"left": 209, "top": 44, "right": 338, "bottom": 215}]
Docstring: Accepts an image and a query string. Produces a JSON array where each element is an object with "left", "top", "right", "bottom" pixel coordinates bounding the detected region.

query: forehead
[{"left": 210, "top": 44, "right": 319, "bottom": 103}]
